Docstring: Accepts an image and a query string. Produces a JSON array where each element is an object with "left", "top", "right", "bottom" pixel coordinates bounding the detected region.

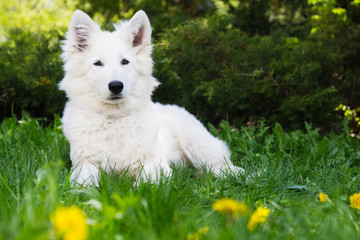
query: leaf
[{"left": 273, "top": 123, "right": 284, "bottom": 144}]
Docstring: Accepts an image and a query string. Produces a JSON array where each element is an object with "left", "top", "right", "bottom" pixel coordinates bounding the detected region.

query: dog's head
[{"left": 60, "top": 10, "right": 158, "bottom": 107}]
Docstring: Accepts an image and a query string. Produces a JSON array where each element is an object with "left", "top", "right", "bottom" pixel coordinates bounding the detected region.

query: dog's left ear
[{"left": 127, "top": 10, "right": 152, "bottom": 48}]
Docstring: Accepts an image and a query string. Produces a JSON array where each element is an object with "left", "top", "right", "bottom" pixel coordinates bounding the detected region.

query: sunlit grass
[{"left": 1, "top": 117, "right": 360, "bottom": 239}]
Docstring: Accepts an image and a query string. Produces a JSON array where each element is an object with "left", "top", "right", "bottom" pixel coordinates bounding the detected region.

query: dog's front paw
[
  {"left": 70, "top": 163, "right": 99, "bottom": 187},
  {"left": 227, "top": 165, "right": 245, "bottom": 175},
  {"left": 135, "top": 161, "right": 173, "bottom": 186},
  {"left": 212, "top": 164, "right": 244, "bottom": 178}
]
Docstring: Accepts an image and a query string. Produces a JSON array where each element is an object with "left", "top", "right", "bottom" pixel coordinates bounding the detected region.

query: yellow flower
[
  {"left": 350, "top": 193, "right": 360, "bottom": 210},
  {"left": 318, "top": 193, "right": 329, "bottom": 202},
  {"left": 212, "top": 198, "right": 248, "bottom": 219},
  {"left": 51, "top": 206, "right": 88, "bottom": 240},
  {"left": 247, "top": 206, "right": 270, "bottom": 232},
  {"left": 187, "top": 226, "right": 209, "bottom": 240}
]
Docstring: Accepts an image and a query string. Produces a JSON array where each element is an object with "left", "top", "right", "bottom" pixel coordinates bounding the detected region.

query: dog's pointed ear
[
  {"left": 127, "top": 10, "right": 152, "bottom": 48},
  {"left": 66, "top": 10, "right": 99, "bottom": 52}
]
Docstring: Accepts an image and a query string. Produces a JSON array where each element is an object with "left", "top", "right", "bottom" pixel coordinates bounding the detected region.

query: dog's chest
[
  {"left": 95, "top": 115, "right": 150, "bottom": 139},
  {"left": 88, "top": 116, "right": 157, "bottom": 155},
  {"left": 64, "top": 105, "right": 164, "bottom": 169}
]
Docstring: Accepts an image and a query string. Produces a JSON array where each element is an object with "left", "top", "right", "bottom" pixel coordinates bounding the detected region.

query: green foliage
[
  {"left": 153, "top": 15, "right": 346, "bottom": 129},
  {"left": 0, "top": 0, "right": 74, "bottom": 120},
  {"left": 75, "top": 0, "right": 216, "bottom": 36},
  {"left": 152, "top": 0, "right": 360, "bottom": 131},
  {"left": 0, "top": 0, "right": 74, "bottom": 39},
  {"left": 0, "top": 29, "right": 66, "bottom": 119},
  {"left": 1, "top": 118, "right": 360, "bottom": 239}
]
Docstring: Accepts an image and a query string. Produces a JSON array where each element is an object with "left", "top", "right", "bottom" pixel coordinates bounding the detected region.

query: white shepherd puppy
[{"left": 60, "top": 10, "right": 243, "bottom": 186}]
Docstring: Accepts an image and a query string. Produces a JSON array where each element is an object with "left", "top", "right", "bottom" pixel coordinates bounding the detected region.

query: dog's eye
[
  {"left": 121, "top": 59, "right": 129, "bottom": 65},
  {"left": 93, "top": 60, "right": 103, "bottom": 66}
]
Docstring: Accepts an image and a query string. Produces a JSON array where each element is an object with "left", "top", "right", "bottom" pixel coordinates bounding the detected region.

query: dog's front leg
[{"left": 70, "top": 162, "right": 99, "bottom": 187}]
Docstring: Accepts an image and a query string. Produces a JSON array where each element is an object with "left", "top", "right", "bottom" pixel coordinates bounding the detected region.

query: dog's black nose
[{"left": 108, "top": 81, "right": 124, "bottom": 94}]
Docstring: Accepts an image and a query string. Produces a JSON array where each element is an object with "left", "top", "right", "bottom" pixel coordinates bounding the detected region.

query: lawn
[{"left": 1, "top": 117, "right": 360, "bottom": 239}]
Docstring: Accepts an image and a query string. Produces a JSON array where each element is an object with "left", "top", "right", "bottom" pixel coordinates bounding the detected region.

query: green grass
[{"left": 1, "top": 117, "right": 360, "bottom": 239}]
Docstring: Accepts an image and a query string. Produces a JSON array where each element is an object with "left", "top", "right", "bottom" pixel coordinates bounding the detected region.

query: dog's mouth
[
  {"left": 110, "top": 96, "right": 122, "bottom": 100},
  {"left": 101, "top": 93, "right": 124, "bottom": 104},
  {"left": 108, "top": 94, "right": 123, "bottom": 100}
]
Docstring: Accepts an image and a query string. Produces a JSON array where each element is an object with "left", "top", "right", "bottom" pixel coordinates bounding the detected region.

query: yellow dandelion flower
[
  {"left": 247, "top": 206, "right": 270, "bottom": 232},
  {"left": 212, "top": 198, "right": 248, "bottom": 219},
  {"left": 187, "top": 226, "right": 209, "bottom": 240},
  {"left": 51, "top": 206, "right": 88, "bottom": 240},
  {"left": 318, "top": 193, "right": 329, "bottom": 202},
  {"left": 350, "top": 193, "right": 360, "bottom": 210}
]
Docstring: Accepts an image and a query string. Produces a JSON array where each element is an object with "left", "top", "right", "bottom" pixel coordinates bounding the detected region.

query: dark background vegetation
[{"left": 0, "top": 0, "right": 359, "bottom": 132}]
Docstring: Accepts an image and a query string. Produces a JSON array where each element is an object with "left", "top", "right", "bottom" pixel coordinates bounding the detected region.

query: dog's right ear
[{"left": 65, "top": 10, "right": 100, "bottom": 52}]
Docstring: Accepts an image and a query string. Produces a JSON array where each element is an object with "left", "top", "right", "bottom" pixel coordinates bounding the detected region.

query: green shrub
[
  {"left": 152, "top": 15, "right": 353, "bottom": 130},
  {"left": 0, "top": 29, "right": 65, "bottom": 119}
]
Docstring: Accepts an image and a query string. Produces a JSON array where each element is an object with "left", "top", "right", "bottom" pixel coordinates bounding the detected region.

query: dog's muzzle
[{"left": 108, "top": 81, "right": 124, "bottom": 95}]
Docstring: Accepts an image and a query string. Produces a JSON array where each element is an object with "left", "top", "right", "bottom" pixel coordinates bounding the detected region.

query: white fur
[{"left": 60, "top": 10, "right": 244, "bottom": 186}]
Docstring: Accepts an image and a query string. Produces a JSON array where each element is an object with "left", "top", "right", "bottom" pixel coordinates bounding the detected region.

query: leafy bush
[
  {"left": 0, "top": 0, "right": 74, "bottom": 120},
  {"left": 151, "top": 0, "right": 360, "bottom": 131},
  {"left": 153, "top": 16, "right": 345, "bottom": 130},
  {"left": 0, "top": 29, "right": 65, "bottom": 119}
]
